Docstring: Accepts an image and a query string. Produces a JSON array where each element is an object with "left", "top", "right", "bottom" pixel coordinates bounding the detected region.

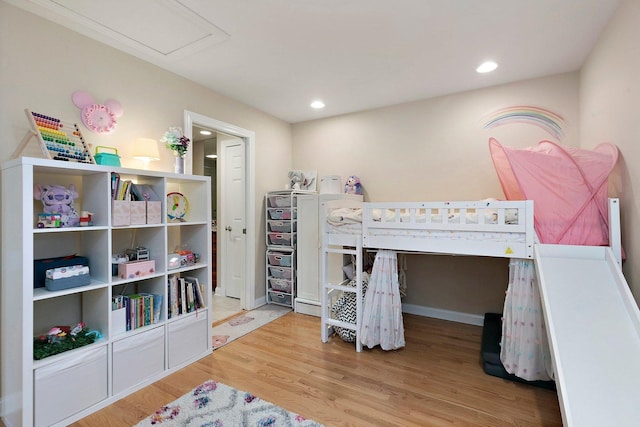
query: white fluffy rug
[{"left": 136, "top": 380, "right": 323, "bottom": 426}]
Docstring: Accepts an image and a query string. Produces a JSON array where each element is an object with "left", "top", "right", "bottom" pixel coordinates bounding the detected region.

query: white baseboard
[
  {"left": 402, "top": 303, "right": 485, "bottom": 327},
  {"left": 294, "top": 298, "right": 321, "bottom": 317},
  {"left": 254, "top": 295, "right": 267, "bottom": 309}
]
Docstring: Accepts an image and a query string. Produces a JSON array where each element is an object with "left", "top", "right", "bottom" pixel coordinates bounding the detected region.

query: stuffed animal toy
[
  {"left": 34, "top": 184, "right": 80, "bottom": 227},
  {"left": 344, "top": 176, "right": 362, "bottom": 195}
]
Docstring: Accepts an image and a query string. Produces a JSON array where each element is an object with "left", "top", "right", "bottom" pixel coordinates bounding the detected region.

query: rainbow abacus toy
[{"left": 15, "top": 109, "right": 95, "bottom": 164}]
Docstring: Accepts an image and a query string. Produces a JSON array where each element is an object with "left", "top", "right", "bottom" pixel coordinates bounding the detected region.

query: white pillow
[{"left": 342, "top": 263, "right": 355, "bottom": 280}]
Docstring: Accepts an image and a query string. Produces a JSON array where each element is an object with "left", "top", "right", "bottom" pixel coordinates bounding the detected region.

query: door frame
[{"left": 183, "top": 110, "right": 256, "bottom": 310}]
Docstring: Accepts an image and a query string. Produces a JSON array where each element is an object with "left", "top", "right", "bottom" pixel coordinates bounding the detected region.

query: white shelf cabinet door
[
  {"left": 112, "top": 326, "right": 165, "bottom": 395},
  {"left": 34, "top": 346, "right": 108, "bottom": 427},
  {"left": 167, "top": 314, "right": 210, "bottom": 369}
]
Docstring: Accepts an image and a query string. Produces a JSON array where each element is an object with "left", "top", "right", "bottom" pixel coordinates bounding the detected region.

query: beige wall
[
  {"left": 580, "top": 0, "right": 640, "bottom": 301},
  {"left": 0, "top": 2, "right": 293, "bottom": 304},
  {"left": 1, "top": 0, "right": 637, "bottom": 317},
  {"left": 293, "top": 73, "right": 580, "bottom": 315}
]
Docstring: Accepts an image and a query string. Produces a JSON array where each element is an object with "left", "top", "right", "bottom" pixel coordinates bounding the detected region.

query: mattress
[{"left": 481, "top": 313, "right": 555, "bottom": 390}]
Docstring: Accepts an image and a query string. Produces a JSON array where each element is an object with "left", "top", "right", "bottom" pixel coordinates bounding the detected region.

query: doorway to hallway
[{"left": 184, "top": 111, "right": 257, "bottom": 317}]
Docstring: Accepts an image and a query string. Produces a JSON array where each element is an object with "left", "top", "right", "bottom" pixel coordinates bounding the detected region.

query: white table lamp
[{"left": 133, "top": 138, "right": 160, "bottom": 164}]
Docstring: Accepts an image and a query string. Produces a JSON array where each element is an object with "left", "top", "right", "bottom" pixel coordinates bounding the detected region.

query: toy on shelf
[
  {"left": 344, "top": 175, "right": 362, "bottom": 195},
  {"left": 286, "top": 169, "right": 317, "bottom": 191},
  {"left": 167, "top": 191, "right": 189, "bottom": 221},
  {"left": 13, "top": 109, "right": 96, "bottom": 164},
  {"left": 33, "top": 322, "right": 101, "bottom": 360},
  {"left": 34, "top": 184, "right": 80, "bottom": 227},
  {"left": 37, "top": 213, "right": 62, "bottom": 228},
  {"left": 79, "top": 211, "right": 94, "bottom": 226}
]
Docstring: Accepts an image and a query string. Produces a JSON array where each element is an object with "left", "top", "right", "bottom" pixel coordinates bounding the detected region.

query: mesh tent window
[{"left": 489, "top": 138, "right": 619, "bottom": 245}]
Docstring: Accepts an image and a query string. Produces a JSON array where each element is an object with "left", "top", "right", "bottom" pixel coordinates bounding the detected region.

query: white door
[
  {"left": 221, "top": 138, "right": 246, "bottom": 299},
  {"left": 184, "top": 110, "right": 257, "bottom": 311}
]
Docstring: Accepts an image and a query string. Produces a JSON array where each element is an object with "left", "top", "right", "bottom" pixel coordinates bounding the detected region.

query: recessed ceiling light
[
  {"left": 200, "top": 130, "right": 212, "bottom": 135},
  {"left": 476, "top": 61, "right": 498, "bottom": 73},
  {"left": 310, "top": 100, "right": 325, "bottom": 109},
  {"left": 206, "top": 154, "right": 218, "bottom": 159}
]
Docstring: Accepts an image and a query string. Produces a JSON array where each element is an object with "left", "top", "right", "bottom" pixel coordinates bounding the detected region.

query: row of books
[
  {"left": 168, "top": 275, "right": 205, "bottom": 319},
  {"left": 111, "top": 173, "right": 161, "bottom": 202},
  {"left": 111, "top": 293, "right": 162, "bottom": 331}
]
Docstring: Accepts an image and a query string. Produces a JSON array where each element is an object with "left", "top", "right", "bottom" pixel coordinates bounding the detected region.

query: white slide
[{"left": 535, "top": 244, "right": 640, "bottom": 427}]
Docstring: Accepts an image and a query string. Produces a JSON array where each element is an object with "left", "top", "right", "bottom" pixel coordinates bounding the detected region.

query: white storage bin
[
  {"left": 130, "top": 201, "right": 146, "bottom": 225},
  {"left": 268, "top": 195, "right": 292, "bottom": 208},
  {"left": 269, "top": 278, "right": 292, "bottom": 293},
  {"left": 112, "top": 327, "right": 165, "bottom": 395},
  {"left": 268, "top": 220, "right": 295, "bottom": 233},
  {"left": 320, "top": 175, "right": 342, "bottom": 194},
  {"left": 267, "top": 208, "right": 296, "bottom": 220},
  {"left": 269, "top": 266, "right": 293, "bottom": 280},
  {"left": 267, "top": 232, "right": 294, "bottom": 246},
  {"left": 167, "top": 314, "right": 209, "bottom": 368},
  {"left": 34, "top": 346, "right": 108, "bottom": 427},
  {"left": 268, "top": 291, "right": 292, "bottom": 305},
  {"left": 111, "top": 307, "right": 127, "bottom": 336},
  {"left": 267, "top": 252, "right": 292, "bottom": 267}
]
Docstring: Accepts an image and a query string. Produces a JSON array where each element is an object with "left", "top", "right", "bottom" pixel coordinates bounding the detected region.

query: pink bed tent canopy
[{"left": 489, "top": 137, "right": 619, "bottom": 246}]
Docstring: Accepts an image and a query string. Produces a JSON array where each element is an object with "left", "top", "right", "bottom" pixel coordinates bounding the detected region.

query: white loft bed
[
  {"left": 320, "top": 198, "right": 537, "bottom": 353},
  {"left": 320, "top": 197, "right": 638, "bottom": 427}
]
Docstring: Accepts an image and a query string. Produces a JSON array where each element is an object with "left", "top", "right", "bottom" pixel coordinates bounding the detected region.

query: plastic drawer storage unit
[{"left": 265, "top": 191, "right": 299, "bottom": 309}]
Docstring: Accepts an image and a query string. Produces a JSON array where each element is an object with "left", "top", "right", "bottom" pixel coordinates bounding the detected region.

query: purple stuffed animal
[
  {"left": 34, "top": 184, "right": 80, "bottom": 227},
  {"left": 344, "top": 176, "right": 362, "bottom": 195}
]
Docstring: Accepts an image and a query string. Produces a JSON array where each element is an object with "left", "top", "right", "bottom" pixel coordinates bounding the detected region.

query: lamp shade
[{"left": 133, "top": 138, "right": 160, "bottom": 161}]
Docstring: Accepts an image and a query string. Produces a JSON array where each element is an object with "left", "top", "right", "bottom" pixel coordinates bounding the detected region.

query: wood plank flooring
[{"left": 70, "top": 313, "right": 561, "bottom": 426}]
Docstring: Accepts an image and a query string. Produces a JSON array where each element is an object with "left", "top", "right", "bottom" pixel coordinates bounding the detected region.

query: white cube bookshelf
[{"left": 1, "top": 157, "right": 212, "bottom": 427}]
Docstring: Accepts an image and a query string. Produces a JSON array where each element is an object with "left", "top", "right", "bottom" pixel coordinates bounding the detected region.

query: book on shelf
[
  {"left": 179, "top": 277, "right": 187, "bottom": 315},
  {"left": 111, "top": 172, "right": 119, "bottom": 200},
  {"left": 124, "top": 293, "right": 160, "bottom": 330},
  {"left": 112, "top": 294, "right": 128, "bottom": 310},
  {"left": 168, "top": 275, "right": 180, "bottom": 319},
  {"left": 186, "top": 281, "right": 194, "bottom": 312},
  {"left": 111, "top": 172, "right": 145, "bottom": 201},
  {"left": 167, "top": 275, "right": 205, "bottom": 318},
  {"left": 152, "top": 293, "right": 163, "bottom": 323},
  {"left": 185, "top": 276, "right": 206, "bottom": 309}
]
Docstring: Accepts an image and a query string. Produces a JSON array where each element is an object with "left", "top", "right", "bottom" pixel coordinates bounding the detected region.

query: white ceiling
[{"left": 10, "top": 0, "right": 620, "bottom": 123}]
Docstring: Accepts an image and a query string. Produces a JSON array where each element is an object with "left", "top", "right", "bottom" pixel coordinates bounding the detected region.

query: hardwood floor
[{"left": 70, "top": 313, "right": 562, "bottom": 426}]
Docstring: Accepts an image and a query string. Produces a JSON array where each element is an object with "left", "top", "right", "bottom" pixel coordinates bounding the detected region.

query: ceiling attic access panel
[{"left": 38, "top": 0, "right": 230, "bottom": 58}]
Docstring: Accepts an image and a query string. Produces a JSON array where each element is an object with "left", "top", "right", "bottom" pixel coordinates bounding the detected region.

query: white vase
[{"left": 174, "top": 156, "right": 185, "bottom": 174}]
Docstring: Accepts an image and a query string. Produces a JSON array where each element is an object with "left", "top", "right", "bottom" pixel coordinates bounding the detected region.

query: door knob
[{"left": 225, "top": 226, "right": 232, "bottom": 231}]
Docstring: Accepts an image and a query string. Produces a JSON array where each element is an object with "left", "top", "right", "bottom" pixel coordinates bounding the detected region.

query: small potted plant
[{"left": 161, "top": 127, "right": 190, "bottom": 173}]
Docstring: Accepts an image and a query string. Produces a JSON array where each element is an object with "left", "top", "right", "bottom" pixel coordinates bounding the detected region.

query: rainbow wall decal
[{"left": 483, "top": 106, "right": 566, "bottom": 140}]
